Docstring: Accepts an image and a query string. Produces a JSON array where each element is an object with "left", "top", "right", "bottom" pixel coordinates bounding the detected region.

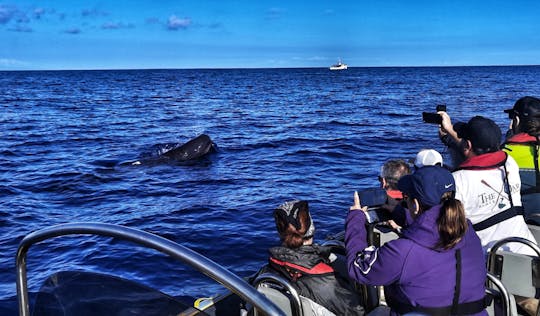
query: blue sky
[{"left": 1, "top": 1, "right": 539, "bottom": 70}]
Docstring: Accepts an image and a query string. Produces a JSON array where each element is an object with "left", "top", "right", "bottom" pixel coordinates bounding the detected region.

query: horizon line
[{"left": 1, "top": 64, "right": 539, "bottom": 72}]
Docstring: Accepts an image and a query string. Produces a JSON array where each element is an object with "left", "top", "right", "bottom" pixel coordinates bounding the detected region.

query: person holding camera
[
  {"left": 503, "top": 96, "right": 540, "bottom": 220},
  {"left": 345, "top": 166, "right": 487, "bottom": 315},
  {"left": 252, "top": 200, "right": 365, "bottom": 316},
  {"left": 438, "top": 114, "right": 536, "bottom": 255}
]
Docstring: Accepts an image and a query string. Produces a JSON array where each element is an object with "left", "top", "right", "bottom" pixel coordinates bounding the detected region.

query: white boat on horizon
[{"left": 329, "top": 59, "right": 348, "bottom": 70}]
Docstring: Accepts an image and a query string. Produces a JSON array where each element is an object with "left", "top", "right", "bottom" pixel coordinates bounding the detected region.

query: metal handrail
[
  {"left": 15, "top": 222, "right": 286, "bottom": 316},
  {"left": 487, "top": 236, "right": 540, "bottom": 273},
  {"left": 486, "top": 272, "right": 513, "bottom": 316},
  {"left": 486, "top": 237, "right": 540, "bottom": 316},
  {"left": 253, "top": 273, "right": 303, "bottom": 316}
]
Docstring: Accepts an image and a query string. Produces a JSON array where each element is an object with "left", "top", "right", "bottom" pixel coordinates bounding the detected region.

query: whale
[
  {"left": 126, "top": 134, "right": 217, "bottom": 166},
  {"left": 161, "top": 134, "right": 217, "bottom": 162}
]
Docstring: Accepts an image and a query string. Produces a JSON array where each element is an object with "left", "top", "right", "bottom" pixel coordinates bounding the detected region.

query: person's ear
[
  {"left": 412, "top": 198, "right": 420, "bottom": 215},
  {"left": 513, "top": 116, "right": 521, "bottom": 132},
  {"left": 381, "top": 177, "right": 387, "bottom": 189},
  {"left": 461, "top": 139, "right": 473, "bottom": 156}
]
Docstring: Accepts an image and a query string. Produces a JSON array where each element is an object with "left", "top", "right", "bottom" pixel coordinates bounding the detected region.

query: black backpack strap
[{"left": 452, "top": 249, "right": 462, "bottom": 314}]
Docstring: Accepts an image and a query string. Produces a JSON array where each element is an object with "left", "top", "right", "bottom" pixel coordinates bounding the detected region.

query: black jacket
[{"left": 255, "top": 244, "right": 365, "bottom": 316}]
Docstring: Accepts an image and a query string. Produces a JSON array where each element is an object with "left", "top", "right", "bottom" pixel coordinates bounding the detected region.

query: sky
[{"left": 1, "top": 0, "right": 540, "bottom": 70}]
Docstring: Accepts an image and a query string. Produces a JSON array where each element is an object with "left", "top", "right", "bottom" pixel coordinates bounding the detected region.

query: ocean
[{"left": 1, "top": 66, "right": 540, "bottom": 313}]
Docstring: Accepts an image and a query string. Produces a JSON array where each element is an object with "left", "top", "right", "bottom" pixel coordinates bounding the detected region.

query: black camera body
[{"left": 422, "top": 104, "right": 447, "bottom": 124}]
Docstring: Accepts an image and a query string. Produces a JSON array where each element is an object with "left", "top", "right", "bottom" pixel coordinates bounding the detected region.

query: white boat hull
[{"left": 329, "top": 64, "right": 348, "bottom": 70}]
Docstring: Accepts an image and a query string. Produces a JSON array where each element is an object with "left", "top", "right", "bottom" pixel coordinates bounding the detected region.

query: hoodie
[{"left": 345, "top": 205, "right": 487, "bottom": 315}]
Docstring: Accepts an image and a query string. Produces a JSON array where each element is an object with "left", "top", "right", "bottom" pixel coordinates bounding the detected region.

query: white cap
[{"left": 414, "top": 149, "right": 443, "bottom": 168}]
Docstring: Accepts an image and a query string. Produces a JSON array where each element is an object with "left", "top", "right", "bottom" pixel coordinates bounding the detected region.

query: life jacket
[
  {"left": 268, "top": 257, "right": 334, "bottom": 281},
  {"left": 386, "top": 189, "right": 403, "bottom": 200},
  {"left": 503, "top": 133, "right": 540, "bottom": 194},
  {"left": 455, "top": 151, "right": 525, "bottom": 231},
  {"left": 388, "top": 249, "right": 490, "bottom": 316}
]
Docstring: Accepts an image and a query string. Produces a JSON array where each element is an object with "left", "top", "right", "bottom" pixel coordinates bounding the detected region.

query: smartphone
[
  {"left": 358, "top": 188, "right": 388, "bottom": 208},
  {"left": 436, "top": 104, "right": 447, "bottom": 112},
  {"left": 422, "top": 112, "right": 442, "bottom": 124}
]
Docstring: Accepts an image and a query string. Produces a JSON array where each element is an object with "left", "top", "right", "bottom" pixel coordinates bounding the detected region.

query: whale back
[{"left": 162, "top": 134, "right": 216, "bottom": 161}]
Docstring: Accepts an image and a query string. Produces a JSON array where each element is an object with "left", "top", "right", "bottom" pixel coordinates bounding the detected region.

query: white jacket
[{"left": 453, "top": 154, "right": 536, "bottom": 254}]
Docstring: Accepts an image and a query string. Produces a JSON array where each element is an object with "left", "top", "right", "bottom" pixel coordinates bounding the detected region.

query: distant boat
[{"left": 329, "top": 59, "right": 348, "bottom": 70}]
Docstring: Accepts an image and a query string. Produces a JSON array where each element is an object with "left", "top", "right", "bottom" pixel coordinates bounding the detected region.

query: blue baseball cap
[{"left": 397, "top": 166, "right": 455, "bottom": 208}]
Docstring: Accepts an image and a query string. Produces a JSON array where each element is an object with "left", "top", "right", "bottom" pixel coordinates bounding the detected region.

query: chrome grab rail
[
  {"left": 16, "top": 222, "right": 286, "bottom": 316},
  {"left": 253, "top": 273, "right": 303, "bottom": 316},
  {"left": 486, "top": 272, "right": 513, "bottom": 316},
  {"left": 486, "top": 236, "right": 540, "bottom": 316},
  {"left": 487, "top": 236, "right": 540, "bottom": 275}
]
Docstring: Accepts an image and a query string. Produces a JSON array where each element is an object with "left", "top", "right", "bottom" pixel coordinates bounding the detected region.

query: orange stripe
[{"left": 269, "top": 257, "right": 334, "bottom": 274}]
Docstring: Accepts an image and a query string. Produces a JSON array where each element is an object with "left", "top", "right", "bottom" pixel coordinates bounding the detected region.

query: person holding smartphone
[{"left": 345, "top": 166, "right": 487, "bottom": 315}]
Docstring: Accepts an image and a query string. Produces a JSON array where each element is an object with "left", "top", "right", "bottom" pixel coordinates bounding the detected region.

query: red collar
[
  {"left": 506, "top": 133, "right": 538, "bottom": 144},
  {"left": 457, "top": 151, "right": 507, "bottom": 170},
  {"left": 269, "top": 257, "right": 334, "bottom": 275},
  {"left": 386, "top": 190, "right": 404, "bottom": 200}
]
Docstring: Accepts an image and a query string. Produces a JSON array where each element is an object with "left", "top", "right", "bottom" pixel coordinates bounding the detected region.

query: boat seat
[
  {"left": 487, "top": 237, "right": 540, "bottom": 315},
  {"left": 252, "top": 273, "right": 335, "bottom": 316}
]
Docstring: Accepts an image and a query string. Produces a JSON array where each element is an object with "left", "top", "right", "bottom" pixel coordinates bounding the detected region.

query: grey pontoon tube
[
  {"left": 253, "top": 273, "right": 303, "bottom": 316},
  {"left": 16, "top": 222, "right": 286, "bottom": 316}
]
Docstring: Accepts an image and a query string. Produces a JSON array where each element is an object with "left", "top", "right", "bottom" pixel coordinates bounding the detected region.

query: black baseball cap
[
  {"left": 504, "top": 96, "right": 540, "bottom": 119},
  {"left": 453, "top": 116, "right": 501, "bottom": 153}
]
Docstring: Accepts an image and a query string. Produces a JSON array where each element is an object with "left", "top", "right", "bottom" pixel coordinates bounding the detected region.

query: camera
[
  {"left": 357, "top": 188, "right": 390, "bottom": 223},
  {"left": 436, "top": 104, "right": 447, "bottom": 112},
  {"left": 422, "top": 104, "right": 447, "bottom": 124}
]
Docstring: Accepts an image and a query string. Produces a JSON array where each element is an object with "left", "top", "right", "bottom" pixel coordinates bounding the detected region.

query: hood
[{"left": 401, "top": 205, "right": 466, "bottom": 252}]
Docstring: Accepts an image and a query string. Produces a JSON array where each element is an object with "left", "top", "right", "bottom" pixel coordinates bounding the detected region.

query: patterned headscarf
[{"left": 274, "top": 200, "right": 315, "bottom": 239}]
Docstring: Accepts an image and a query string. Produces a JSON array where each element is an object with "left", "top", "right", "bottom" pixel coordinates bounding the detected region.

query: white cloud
[
  {"left": 167, "top": 15, "right": 191, "bottom": 30},
  {"left": 0, "top": 58, "right": 28, "bottom": 67}
]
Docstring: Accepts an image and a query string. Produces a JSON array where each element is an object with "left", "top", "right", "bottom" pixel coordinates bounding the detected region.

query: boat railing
[{"left": 15, "top": 222, "right": 286, "bottom": 316}]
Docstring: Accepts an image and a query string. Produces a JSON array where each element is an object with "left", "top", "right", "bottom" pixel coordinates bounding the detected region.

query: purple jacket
[{"left": 345, "top": 205, "right": 487, "bottom": 315}]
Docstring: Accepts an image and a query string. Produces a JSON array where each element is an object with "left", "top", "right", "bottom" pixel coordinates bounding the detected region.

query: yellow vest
[{"left": 504, "top": 143, "right": 538, "bottom": 169}]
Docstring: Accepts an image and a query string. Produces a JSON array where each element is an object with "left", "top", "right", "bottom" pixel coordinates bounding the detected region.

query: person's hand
[
  {"left": 438, "top": 111, "right": 459, "bottom": 142},
  {"left": 350, "top": 191, "right": 368, "bottom": 212},
  {"left": 387, "top": 219, "right": 402, "bottom": 230}
]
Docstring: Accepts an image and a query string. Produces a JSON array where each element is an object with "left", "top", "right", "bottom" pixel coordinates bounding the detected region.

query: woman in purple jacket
[{"left": 346, "top": 166, "right": 487, "bottom": 315}]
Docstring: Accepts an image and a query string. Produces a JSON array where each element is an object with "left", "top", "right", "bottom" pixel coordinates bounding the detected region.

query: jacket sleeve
[{"left": 345, "top": 210, "right": 409, "bottom": 286}]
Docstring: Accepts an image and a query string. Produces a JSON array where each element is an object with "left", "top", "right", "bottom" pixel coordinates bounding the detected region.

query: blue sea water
[{"left": 1, "top": 66, "right": 540, "bottom": 313}]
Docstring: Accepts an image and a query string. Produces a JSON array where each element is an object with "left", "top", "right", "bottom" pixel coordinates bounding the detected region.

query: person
[
  {"left": 378, "top": 159, "right": 411, "bottom": 200},
  {"left": 253, "top": 200, "right": 365, "bottom": 315},
  {"left": 346, "top": 166, "right": 487, "bottom": 315},
  {"left": 502, "top": 96, "right": 540, "bottom": 219},
  {"left": 414, "top": 148, "right": 443, "bottom": 169},
  {"left": 376, "top": 159, "right": 411, "bottom": 230},
  {"left": 439, "top": 114, "right": 536, "bottom": 255}
]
